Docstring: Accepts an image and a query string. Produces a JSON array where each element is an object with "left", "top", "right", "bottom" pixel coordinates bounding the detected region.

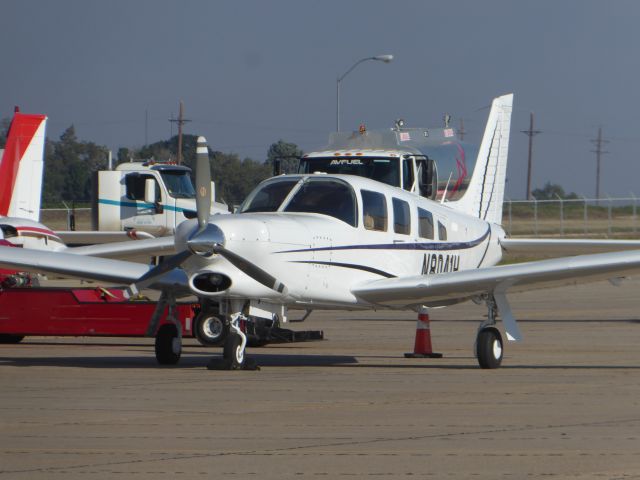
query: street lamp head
[{"left": 373, "top": 54, "right": 394, "bottom": 63}]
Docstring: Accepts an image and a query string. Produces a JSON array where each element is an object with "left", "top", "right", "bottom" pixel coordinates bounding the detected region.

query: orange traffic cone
[{"left": 404, "top": 307, "right": 443, "bottom": 358}]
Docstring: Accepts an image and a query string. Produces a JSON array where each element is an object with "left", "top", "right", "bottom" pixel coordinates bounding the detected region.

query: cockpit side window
[
  {"left": 362, "top": 190, "right": 387, "bottom": 232},
  {"left": 240, "top": 179, "right": 299, "bottom": 213},
  {"left": 438, "top": 221, "right": 448, "bottom": 241},
  {"left": 418, "top": 207, "right": 434, "bottom": 239},
  {"left": 284, "top": 179, "right": 357, "bottom": 227},
  {"left": 392, "top": 198, "right": 411, "bottom": 235}
]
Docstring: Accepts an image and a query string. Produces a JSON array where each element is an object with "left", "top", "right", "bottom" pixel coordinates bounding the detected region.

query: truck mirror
[
  {"left": 144, "top": 178, "right": 156, "bottom": 204},
  {"left": 421, "top": 159, "right": 437, "bottom": 199},
  {"left": 145, "top": 179, "right": 163, "bottom": 213}
]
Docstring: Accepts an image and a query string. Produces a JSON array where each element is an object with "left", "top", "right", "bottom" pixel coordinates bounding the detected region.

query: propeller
[
  {"left": 194, "top": 137, "right": 211, "bottom": 230},
  {"left": 125, "top": 136, "right": 288, "bottom": 297}
]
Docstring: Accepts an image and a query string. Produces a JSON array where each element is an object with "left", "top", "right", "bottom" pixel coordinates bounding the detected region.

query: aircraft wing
[
  {"left": 66, "top": 236, "right": 176, "bottom": 259},
  {"left": 501, "top": 237, "right": 640, "bottom": 257},
  {"left": 352, "top": 249, "right": 640, "bottom": 308},
  {"left": 0, "top": 245, "right": 188, "bottom": 292},
  {"left": 56, "top": 230, "right": 155, "bottom": 245}
]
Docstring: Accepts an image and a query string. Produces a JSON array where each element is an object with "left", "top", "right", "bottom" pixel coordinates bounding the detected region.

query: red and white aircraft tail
[
  {"left": 0, "top": 108, "right": 48, "bottom": 222},
  {"left": 449, "top": 93, "right": 513, "bottom": 225}
]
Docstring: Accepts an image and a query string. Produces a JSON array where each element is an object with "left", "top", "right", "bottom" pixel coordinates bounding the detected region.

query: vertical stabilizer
[
  {"left": 449, "top": 94, "right": 513, "bottom": 224},
  {"left": 0, "top": 110, "right": 48, "bottom": 221}
]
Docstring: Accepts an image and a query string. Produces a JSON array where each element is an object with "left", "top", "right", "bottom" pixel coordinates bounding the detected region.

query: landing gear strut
[
  {"left": 208, "top": 312, "right": 259, "bottom": 371},
  {"left": 475, "top": 296, "right": 504, "bottom": 369},
  {"left": 149, "top": 291, "right": 182, "bottom": 365}
]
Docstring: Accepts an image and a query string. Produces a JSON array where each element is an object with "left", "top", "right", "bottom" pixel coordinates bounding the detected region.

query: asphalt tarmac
[{"left": 1, "top": 280, "right": 640, "bottom": 479}]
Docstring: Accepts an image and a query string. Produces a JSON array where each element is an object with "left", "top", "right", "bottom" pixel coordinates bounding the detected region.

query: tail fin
[
  {"left": 0, "top": 108, "right": 48, "bottom": 221},
  {"left": 449, "top": 94, "right": 513, "bottom": 224}
]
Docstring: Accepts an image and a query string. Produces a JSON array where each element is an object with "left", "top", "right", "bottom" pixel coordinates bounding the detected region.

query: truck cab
[
  {"left": 299, "top": 150, "right": 437, "bottom": 199},
  {"left": 94, "top": 161, "right": 227, "bottom": 236},
  {"left": 298, "top": 125, "right": 477, "bottom": 202}
]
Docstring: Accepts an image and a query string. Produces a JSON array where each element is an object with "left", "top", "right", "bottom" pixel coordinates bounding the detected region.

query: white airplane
[{"left": 3, "top": 93, "right": 640, "bottom": 370}]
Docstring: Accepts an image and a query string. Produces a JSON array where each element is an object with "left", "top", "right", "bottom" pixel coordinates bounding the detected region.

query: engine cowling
[{"left": 189, "top": 271, "right": 232, "bottom": 295}]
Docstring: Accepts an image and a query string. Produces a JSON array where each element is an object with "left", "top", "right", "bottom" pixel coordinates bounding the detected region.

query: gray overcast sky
[{"left": 2, "top": 0, "right": 639, "bottom": 199}]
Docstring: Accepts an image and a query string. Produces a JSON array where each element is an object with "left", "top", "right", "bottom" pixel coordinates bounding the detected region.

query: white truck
[
  {"left": 297, "top": 124, "right": 478, "bottom": 202},
  {"left": 92, "top": 161, "right": 228, "bottom": 237}
]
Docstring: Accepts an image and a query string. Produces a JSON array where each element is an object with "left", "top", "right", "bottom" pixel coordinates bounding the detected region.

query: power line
[
  {"left": 590, "top": 126, "right": 609, "bottom": 203},
  {"left": 521, "top": 112, "right": 541, "bottom": 200},
  {"left": 457, "top": 118, "right": 465, "bottom": 141},
  {"left": 168, "top": 100, "right": 191, "bottom": 165}
]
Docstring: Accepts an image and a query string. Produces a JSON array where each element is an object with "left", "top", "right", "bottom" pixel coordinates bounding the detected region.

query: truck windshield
[
  {"left": 299, "top": 157, "right": 400, "bottom": 188},
  {"left": 160, "top": 171, "right": 196, "bottom": 199}
]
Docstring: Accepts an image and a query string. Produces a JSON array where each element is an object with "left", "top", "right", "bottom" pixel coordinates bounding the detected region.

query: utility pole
[
  {"left": 169, "top": 100, "right": 191, "bottom": 164},
  {"left": 590, "top": 126, "right": 609, "bottom": 203},
  {"left": 458, "top": 118, "right": 465, "bottom": 141},
  {"left": 521, "top": 112, "right": 541, "bottom": 200}
]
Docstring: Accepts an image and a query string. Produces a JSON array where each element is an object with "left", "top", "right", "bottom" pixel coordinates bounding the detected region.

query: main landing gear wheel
[
  {"left": 194, "top": 313, "right": 227, "bottom": 346},
  {"left": 155, "top": 324, "right": 182, "bottom": 365},
  {"left": 0, "top": 334, "right": 25, "bottom": 344},
  {"left": 476, "top": 327, "right": 503, "bottom": 369}
]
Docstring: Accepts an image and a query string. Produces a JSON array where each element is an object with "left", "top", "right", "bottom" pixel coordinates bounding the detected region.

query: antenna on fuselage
[{"left": 440, "top": 172, "right": 453, "bottom": 204}]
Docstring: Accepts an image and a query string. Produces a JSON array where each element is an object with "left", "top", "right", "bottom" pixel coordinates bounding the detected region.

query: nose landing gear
[{"left": 207, "top": 313, "right": 259, "bottom": 371}]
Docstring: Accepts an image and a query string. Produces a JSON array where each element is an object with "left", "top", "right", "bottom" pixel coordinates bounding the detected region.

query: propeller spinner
[{"left": 126, "top": 136, "right": 288, "bottom": 297}]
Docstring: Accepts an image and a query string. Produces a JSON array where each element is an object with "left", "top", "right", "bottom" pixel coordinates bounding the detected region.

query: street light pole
[{"left": 336, "top": 54, "right": 393, "bottom": 132}]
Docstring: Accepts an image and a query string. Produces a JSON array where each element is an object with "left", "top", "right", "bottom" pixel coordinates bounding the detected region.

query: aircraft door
[{"left": 122, "top": 173, "right": 168, "bottom": 236}]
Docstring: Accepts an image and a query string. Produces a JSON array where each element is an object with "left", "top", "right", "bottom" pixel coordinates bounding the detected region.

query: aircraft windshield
[
  {"left": 284, "top": 178, "right": 357, "bottom": 227},
  {"left": 160, "top": 171, "right": 196, "bottom": 199},
  {"left": 298, "top": 157, "right": 400, "bottom": 188},
  {"left": 241, "top": 179, "right": 299, "bottom": 213}
]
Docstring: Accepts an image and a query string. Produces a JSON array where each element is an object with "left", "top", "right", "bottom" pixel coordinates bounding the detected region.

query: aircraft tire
[
  {"left": 194, "top": 313, "right": 227, "bottom": 347},
  {"left": 476, "top": 328, "right": 503, "bottom": 369},
  {"left": 155, "top": 324, "right": 181, "bottom": 365},
  {"left": 0, "top": 334, "right": 25, "bottom": 344},
  {"left": 223, "top": 333, "right": 245, "bottom": 369}
]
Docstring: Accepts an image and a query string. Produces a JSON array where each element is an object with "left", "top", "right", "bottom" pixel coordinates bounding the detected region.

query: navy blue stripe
[
  {"left": 291, "top": 261, "right": 396, "bottom": 278},
  {"left": 277, "top": 227, "right": 490, "bottom": 254}
]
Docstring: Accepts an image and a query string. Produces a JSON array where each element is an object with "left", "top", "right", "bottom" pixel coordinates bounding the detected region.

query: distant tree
[
  {"left": 42, "top": 126, "right": 108, "bottom": 204},
  {"left": 0, "top": 118, "right": 10, "bottom": 149},
  {"left": 117, "top": 147, "right": 132, "bottom": 164},
  {"left": 266, "top": 140, "right": 303, "bottom": 174},
  {"left": 211, "top": 151, "right": 270, "bottom": 206},
  {"left": 532, "top": 182, "right": 579, "bottom": 200}
]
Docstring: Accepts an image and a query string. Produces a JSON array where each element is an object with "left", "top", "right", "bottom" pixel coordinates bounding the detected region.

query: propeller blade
[
  {"left": 213, "top": 246, "right": 288, "bottom": 295},
  {"left": 195, "top": 136, "right": 212, "bottom": 230},
  {"left": 126, "top": 250, "right": 193, "bottom": 297}
]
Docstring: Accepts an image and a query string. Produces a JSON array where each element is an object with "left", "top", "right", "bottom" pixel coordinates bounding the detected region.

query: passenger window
[
  {"left": 392, "top": 198, "right": 411, "bottom": 235},
  {"left": 438, "top": 221, "right": 447, "bottom": 241},
  {"left": 418, "top": 207, "right": 434, "bottom": 239},
  {"left": 402, "top": 158, "right": 414, "bottom": 191},
  {"left": 285, "top": 179, "right": 357, "bottom": 227},
  {"left": 362, "top": 190, "right": 387, "bottom": 231},
  {"left": 125, "top": 174, "right": 160, "bottom": 202}
]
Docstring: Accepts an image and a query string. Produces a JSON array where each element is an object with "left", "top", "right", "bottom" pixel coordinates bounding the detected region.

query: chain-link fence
[
  {"left": 504, "top": 197, "right": 640, "bottom": 238},
  {"left": 41, "top": 197, "right": 640, "bottom": 238}
]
